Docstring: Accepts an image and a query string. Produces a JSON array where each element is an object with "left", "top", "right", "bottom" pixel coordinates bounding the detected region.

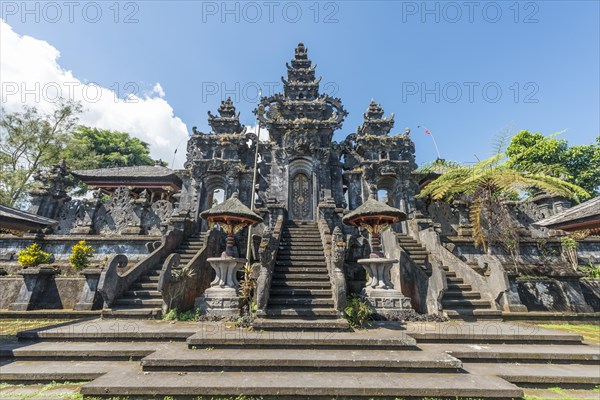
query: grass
[
  {"left": 537, "top": 323, "right": 600, "bottom": 343},
  {"left": 0, "top": 319, "right": 74, "bottom": 344}
]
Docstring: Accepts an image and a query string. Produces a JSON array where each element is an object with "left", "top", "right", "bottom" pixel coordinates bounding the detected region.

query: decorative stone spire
[
  {"left": 282, "top": 42, "right": 321, "bottom": 101},
  {"left": 207, "top": 97, "right": 244, "bottom": 135},
  {"left": 357, "top": 100, "right": 395, "bottom": 136}
]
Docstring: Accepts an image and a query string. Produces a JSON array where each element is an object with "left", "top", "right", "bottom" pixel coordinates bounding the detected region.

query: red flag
[{"left": 425, "top": 129, "right": 431, "bottom": 135}]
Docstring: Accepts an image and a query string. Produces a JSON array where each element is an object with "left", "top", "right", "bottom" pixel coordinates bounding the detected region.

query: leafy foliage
[
  {"left": 418, "top": 152, "right": 588, "bottom": 252},
  {"left": 0, "top": 101, "right": 82, "bottom": 207},
  {"left": 344, "top": 295, "right": 373, "bottom": 329},
  {"left": 507, "top": 130, "right": 600, "bottom": 197},
  {"left": 162, "top": 307, "right": 202, "bottom": 321},
  {"left": 63, "top": 126, "right": 158, "bottom": 170},
  {"left": 69, "top": 240, "right": 95, "bottom": 271},
  {"left": 17, "top": 243, "right": 53, "bottom": 268}
]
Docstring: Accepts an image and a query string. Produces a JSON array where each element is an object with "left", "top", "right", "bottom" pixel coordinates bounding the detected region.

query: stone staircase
[
  {"left": 441, "top": 265, "right": 502, "bottom": 320},
  {"left": 253, "top": 221, "right": 349, "bottom": 331},
  {"left": 397, "top": 233, "right": 432, "bottom": 275},
  {"left": 104, "top": 233, "right": 205, "bottom": 318}
]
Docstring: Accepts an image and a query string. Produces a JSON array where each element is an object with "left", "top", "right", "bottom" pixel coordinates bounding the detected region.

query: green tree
[
  {"left": 63, "top": 126, "right": 157, "bottom": 170},
  {"left": 507, "top": 130, "right": 600, "bottom": 196},
  {"left": 0, "top": 101, "right": 82, "bottom": 207},
  {"left": 418, "top": 154, "right": 588, "bottom": 253}
]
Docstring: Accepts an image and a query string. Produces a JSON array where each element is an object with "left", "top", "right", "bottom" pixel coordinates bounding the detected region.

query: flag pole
[
  {"left": 418, "top": 125, "right": 442, "bottom": 160},
  {"left": 245, "top": 90, "right": 262, "bottom": 270}
]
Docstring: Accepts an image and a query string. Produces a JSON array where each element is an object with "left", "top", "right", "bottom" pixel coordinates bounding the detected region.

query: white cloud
[{"left": 0, "top": 20, "right": 189, "bottom": 168}]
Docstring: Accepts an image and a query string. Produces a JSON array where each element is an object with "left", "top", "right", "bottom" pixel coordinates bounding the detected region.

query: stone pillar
[
  {"left": 9, "top": 267, "right": 58, "bottom": 311},
  {"left": 74, "top": 268, "right": 104, "bottom": 310},
  {"left": 357, "top": 258, "right": 412, "bottom": 312},
  {"left": 195, "top": 257, "right": 245, "bottom": 318}
]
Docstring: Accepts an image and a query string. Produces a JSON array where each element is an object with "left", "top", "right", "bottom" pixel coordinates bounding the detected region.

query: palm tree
[{"left": 417, "top": 154, "right": 589, "bottom": 253}]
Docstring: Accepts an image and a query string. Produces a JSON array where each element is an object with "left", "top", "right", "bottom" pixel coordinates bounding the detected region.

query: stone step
[
  {"left": 273, "top": 267, "right": 329, "bottom": 274},
  {"left": 447, "top": 283, "right": 472, "bottom": 290},
  {"left": 268, "top": 298, "right": 334, "bottom": 306},
  {"left": 442, "top": 299, "right": 492, "bottom": 308},
  {"left": 275, "top": 261, "right": 328, "bottom": 267},
  {"left": 113, "top": 298, "right": 163, "bottom": 307},
  {"left": 142, "top": 344, "right": 462, "bottom": 371},
  {"left": 271, "top": 280, "right": 331, "bottom": 288},
  {"left": 101, "top": 308, "right": 162, "bottom": 319},
  {"left": 444, "top": 271, "right": 457, "bottom": 278},
  {"left": 272, "top": 273, "right": 330, "bottom": 281},
  {"left": 132, "top": 282, "right": 158, "bottom": 290},
  {"left": 443, "top": 290, "right": 481, "bottom": 299},
  {"left": 404, "top": 322, "right": 584, "bottom": 344},
  {"left": 269, "top": 288, "right": 332, "bottom": 297},
  {"left": 80, "top": 365, "right": 523, "bottom": 398},
  {"left": 463, "top": 362, "right": 600, "bottom": 385},
  {"left": 252, "top": 318, "right": 350, "bottom": 332},
  {"left": 123, "top": 290, "right": 162, "bottom": 298},
  {"left": 277, "top": 251, "right": 325, "bottom": 257},
  {"left": 276, "top": 255, "right": 326, "bottom": 261},
  {"left": 0, "top": 341, "right": 161, "bottom": 360},
  {"left": 264, "top": 307, "right": 339, "bottom": 318},
  {"left": 420, "top": 343, "right": 600, "bottom": 363},
  {"left": 140, "top": 275, "right": 160, "bottom": 283},
  {"left": 447, "top": 277, "right": 464, "bottom": 283},
  {"left": 405, "top": 250, "right": 429, "bottom": 256},
  {"left": 0, "top": 360, "right": 124, "bottom": 383},
  {"left": 446, "top": 309, "right": 502, "bottom": 319}
]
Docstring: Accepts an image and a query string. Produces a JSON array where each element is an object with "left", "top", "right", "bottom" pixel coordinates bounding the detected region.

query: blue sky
[{"left": 2, "top": 1, "right": 599, "bottom": 166}]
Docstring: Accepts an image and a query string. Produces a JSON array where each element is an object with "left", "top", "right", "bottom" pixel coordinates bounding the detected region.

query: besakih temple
[{"left": 1, "top": 42, "right": 599, "bottom": 322}]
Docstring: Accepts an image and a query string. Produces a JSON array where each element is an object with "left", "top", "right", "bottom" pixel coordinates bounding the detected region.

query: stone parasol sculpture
[
  {"left": 198, "top": 192, "right": 263, "bottom": 317},
  {"left": 342, "top": 191, "right": 412, "bottom": 312}
]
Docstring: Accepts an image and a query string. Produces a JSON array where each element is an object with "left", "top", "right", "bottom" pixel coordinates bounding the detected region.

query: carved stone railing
[
  {"left": 407, "top": 217, "right": 519, "bottom": 312},
  {"left": 158, "top": 229, "right": 221, "bottom": 312},
  {"left": 255, "top": 217, "right": 283, "bottom": 314},
  {"left": 381, "top": 229, "right": 445, "bottom": 314},
  {"left": 318, "top": 217, "right": 347, "bottom": 314},
  {"left": 97, "top": 229, "right": 183, "bottom": 307}
]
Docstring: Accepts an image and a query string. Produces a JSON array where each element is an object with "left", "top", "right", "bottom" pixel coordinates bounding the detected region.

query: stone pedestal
[
  {"left": 9, "top": 267, "right": 58, "bottom": 311},
  {"left": 74, "top": 268, "right": 103, "bottom": 310},
  {"left": 195, "top": 257, "right": 245, "bottom": 318},
  {"left": 357, "top": 258, "right": 412, "bottom": 312}
]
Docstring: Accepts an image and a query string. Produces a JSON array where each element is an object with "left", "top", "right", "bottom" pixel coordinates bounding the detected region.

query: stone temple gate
[{"left": 184, "top": 42, "right": 418, "bottom": 229}]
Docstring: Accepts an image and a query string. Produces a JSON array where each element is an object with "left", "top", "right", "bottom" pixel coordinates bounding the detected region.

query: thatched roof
[
  {"left": 200, "top": 193, "right": 263, "bottom": 225},
  {"left": 342, "top": 195, "right": 406, "bottom": 226},
  {"left": 72, "top": 165, "right": 182, "bottom": 190},
  {"left": 0, "top": 205, "right": 58, "bottom": 232},
  {"left": 535, "top": 197, "right": 600, "bottom": 231}
]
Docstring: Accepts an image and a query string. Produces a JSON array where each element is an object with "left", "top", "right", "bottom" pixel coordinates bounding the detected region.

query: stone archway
[{"left": 288, "top": 159, "right": 314, "bottom": 221}]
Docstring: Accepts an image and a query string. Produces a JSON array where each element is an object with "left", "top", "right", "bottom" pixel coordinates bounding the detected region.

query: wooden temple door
[{"left": 289, "top": 172, "right": 313, "bottom": 221}]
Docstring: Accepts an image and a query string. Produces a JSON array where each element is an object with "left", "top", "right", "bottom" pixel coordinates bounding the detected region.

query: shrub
[
  {"left": 17, "top": 243, "right": 52, "bottom": 268},
  {"left": 580, "top": 263, "right": 600, "bottom": 279},
  {"left": 344, "top": 294, "right": 373, "bottom": 329},
  {"left": 163, "top": 307, "right": 201, "bottom": 321},
  {"left": 69, "top": 240, "right": 95, "bottom": 271}
]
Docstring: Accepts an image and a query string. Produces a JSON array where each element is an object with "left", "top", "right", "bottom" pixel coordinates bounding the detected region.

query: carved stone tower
[
  {"left": 185, "top": 98, "right": 256, "bottom": 225},
  {"left": 255, "top": 43, "right": 348, "bottom": 221}
]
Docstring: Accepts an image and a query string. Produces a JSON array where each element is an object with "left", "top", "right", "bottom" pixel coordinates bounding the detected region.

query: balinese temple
[{"left": 536, "top": 196, "right": 600, "bottom": 234}]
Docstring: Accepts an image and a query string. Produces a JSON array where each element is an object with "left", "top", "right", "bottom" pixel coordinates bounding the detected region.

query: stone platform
[{"left": 1, "top": 318, "right": 599, "bottom": 399}]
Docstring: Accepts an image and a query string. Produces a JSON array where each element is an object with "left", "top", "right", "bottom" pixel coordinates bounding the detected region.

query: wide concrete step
[
  {"left": 270, "top": 288, "right": 332, "bottom": 297},
  {"left": 187, "top": 325, "right": 416, "bottom": 348},
  {"left": 447, "top": 283, "right": 472, "bottom": 290},
  {"left": 264, "top": 307, "right": 339, "bottom": 318},
  {"left": 101, "top": 308, "right": 162, "bottom": 319},
  {"left": 268, "top": 298, "right": 334, "bottom": 306},
  {"left": 442, "top": 299, "right": 492, "bottom": 308},
  {"left": 0, "top": 360, "right": 124, "bottom": 383},
  {"left": 420, "top": 343, "right": 600, "bottom": 363},
  {"left": 80, "top": 365, "right": 523, "bottom": 398},
  {"left": 252, "top": 318, "right": 350, "bottom": 332},
  {"left": 463, "top": 362, "right": 600, "bottom": 385},
  {"left": 0, "top": 341, "right": 162, "bottom": 360},
  {"left": 405, "top": 322, "right": 584, "bottom": 344},
  {"left": 271, "top": 280, "right": 331, "bottom": 288},
  {"left": 142, "top": 344, "right": 462, "bottom": 371}
]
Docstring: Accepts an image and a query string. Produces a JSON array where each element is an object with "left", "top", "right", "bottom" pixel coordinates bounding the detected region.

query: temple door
[{"left": 289, "top": 172, "right": 313, "bottom": 220}]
